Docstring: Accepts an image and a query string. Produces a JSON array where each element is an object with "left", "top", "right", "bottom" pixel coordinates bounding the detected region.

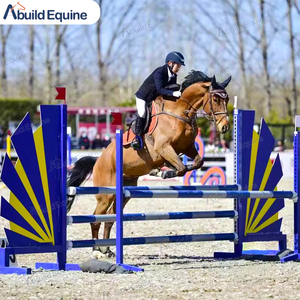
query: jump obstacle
[
  {"left": 0, "top": 104, "right": 300, "bottom": 274},
  {"left": 0, "top": 135, "right": 11, "bottom": 190}
]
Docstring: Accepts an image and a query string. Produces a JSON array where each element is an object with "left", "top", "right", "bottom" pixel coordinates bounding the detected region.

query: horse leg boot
[
  {"left": 100, "top": 196, "right": 131, "bottom": 258},
  {"left": 90, "top": 194, "right": 115, "bottom": 259},
  {"left": 156, "top": 144, "right": 188, "bottom": 178},
  {"left": 183, "top": 144, "right": 204, "bottom": 172}
]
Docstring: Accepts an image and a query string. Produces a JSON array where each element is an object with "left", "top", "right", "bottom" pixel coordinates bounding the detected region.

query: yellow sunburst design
[{"left": 7, "top": 126, "right": 55, "bottom": 245}]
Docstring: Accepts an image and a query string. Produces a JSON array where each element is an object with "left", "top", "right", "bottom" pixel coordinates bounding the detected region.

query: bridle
[
  {"left": 201, "top": 88, "right": 229, "bottom": 128},
  {"left": 152, "top": 87, "right": 229, "bottom": 131}
]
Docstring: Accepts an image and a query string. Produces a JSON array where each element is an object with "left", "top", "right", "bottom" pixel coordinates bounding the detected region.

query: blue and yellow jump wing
[
  {"left": 0, "top": 106, "right": 63, "bottom": 247},
  {"left": 238, "top": 111, "right": 284, "bottom": 237}
]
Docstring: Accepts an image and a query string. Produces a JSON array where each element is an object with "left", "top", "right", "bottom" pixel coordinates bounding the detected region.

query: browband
[{"left": 211, "top": 89, "right": 228, "bottom": 99}]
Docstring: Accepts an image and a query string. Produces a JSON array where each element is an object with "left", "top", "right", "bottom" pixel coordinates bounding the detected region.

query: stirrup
[{"left": 131, "top": 136, "right": 143, "bottom": 150}]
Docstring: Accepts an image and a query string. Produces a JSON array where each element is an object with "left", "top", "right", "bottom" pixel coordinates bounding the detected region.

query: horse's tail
[{"left": 67, "top": 156, "right": 97, "bottom": 212}]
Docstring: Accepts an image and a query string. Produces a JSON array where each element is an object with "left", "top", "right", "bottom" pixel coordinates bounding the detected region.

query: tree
[
  {"left": 259, "top": 0, "right": 272, "bottom": 115},
  {"left": 287, "top": 0, "right": 297, "bottom": 115},
  {"left": 0, "top": 26, "right": 13, "bottom": 98},
  {"left": 95, "top": 0, "right": 138, "bottom": 106},
  {"left": 28, "top": 26, "right": 35, "bottom": 98}
]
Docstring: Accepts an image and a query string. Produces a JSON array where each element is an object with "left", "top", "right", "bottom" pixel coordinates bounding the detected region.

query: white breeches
[{"left": 135, "top": 96, "right": 146, "bottom": 118}]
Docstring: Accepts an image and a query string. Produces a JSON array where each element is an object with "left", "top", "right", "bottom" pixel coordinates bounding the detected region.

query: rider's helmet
[{"left": 165, "top": 51, "right": 185, "bottom": 66}]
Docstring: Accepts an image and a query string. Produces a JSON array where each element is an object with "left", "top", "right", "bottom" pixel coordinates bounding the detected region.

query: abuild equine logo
[
  {"left": 0, "top": 0, "right": 100, "bottom": 25},
  {"left": 3, "top": 2, "right": 22, "bottom": 19},
  {"left": 3, "top": 2, "right": 88, "bottom": 22},
  {"left": 4, "top": 5, "right": 16, "bottom": 19}
]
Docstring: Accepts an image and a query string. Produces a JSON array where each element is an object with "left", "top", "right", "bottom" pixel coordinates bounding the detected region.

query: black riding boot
[{"left": 131, "top": 116, "right": 146, "bottom": 150}]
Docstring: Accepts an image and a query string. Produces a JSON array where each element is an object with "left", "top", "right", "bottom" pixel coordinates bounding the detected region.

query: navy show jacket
[{"left": 135, "top": 64, "right": 177, "bottom": 103}]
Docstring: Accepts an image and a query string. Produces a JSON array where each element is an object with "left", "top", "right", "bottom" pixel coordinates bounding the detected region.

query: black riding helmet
[{"left": 165, "top": 51, "right": 185, "bottom": 66}]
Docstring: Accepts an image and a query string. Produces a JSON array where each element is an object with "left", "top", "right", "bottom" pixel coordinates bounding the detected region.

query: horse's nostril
[{"left": 222, "top": 125, "right": 228, "bottom": 133}]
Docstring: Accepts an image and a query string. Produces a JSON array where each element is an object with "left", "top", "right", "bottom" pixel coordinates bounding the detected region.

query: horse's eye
[{"left": 213, "top": 98, "right": 218, "bottom": 103}]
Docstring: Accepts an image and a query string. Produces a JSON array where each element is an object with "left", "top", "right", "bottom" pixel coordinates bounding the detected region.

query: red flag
[
  {"left": 111, "top": 112, "right": 122, "bottom": 126},
  {"left": 55, "top": 87, "right": 66, "bottom": 103}
]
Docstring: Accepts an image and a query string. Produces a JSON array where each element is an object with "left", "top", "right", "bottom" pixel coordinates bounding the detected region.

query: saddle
[
  {"left": 123, "top": 84, "right": 181, "bottom": 146},
  {"left": 123, "top": 102, "right": 158, "bottom": 146}
]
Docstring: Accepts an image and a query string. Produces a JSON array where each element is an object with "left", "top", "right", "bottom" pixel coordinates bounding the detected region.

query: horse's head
[
  {"left": 202, "top": 75, "right": 231, "bottom": 134},
  {"left": 181, "top": 71, "right": 231, "bottom": 134}
]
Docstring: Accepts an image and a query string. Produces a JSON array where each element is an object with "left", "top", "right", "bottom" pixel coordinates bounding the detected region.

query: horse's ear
[
  {"left": 211, "top": 75, "right": 219, "bottom": 89},
  {"left": 221, "top": 76, "right": 231, "bottom": 88}
]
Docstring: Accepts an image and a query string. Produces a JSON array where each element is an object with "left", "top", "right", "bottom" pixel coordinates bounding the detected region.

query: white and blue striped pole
[
  {"left": 114, "top": 190, "right": 297, "bottom": 200},
  {"left": 67, "top": 210, "right": 238, "bottom": 224},
  {"left": 68, "top": 233, "right": 238, "bottom": 248},
  {"left": 68, "top": 184, "right": 242, "bottom": 195}
]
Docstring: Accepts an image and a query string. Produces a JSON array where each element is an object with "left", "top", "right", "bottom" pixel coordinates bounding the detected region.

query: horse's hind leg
[
  {"left": 99, "top": 196, "right": 131, "bottom": 258},
  {"left": 101, "top": 178, "right": 137, "bottom": 258},
  {"left": 91, "top": 193, "right": 114, "bottom": 259}
]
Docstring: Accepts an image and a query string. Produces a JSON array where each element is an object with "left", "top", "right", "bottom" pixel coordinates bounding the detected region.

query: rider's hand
[{"left": 173, "top": 91, "right": 181, "bottom": 98}]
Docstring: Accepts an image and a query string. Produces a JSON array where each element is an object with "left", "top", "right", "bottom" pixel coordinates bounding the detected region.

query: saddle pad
[{"left": 123, "top": 102, "right": 158, "bottom": 146}]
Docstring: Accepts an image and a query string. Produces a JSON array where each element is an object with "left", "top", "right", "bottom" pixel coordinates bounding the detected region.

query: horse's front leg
[
  {"left": 155, "top": 144, "right": 187, "bottom": 178},
  {"left": 183, "top": 143, "right": 204, "bottom": 172}
]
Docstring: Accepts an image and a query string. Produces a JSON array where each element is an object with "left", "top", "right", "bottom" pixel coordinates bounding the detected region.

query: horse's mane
[{"left": 181, "top": 70, "right": 212, "bottom": 92}]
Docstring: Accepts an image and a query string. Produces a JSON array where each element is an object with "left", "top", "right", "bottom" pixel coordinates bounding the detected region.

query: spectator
[
  {"left": 213, "top": 138, "right": 221, "bottom": 154},
  {"left": 220, "top": 139, "right": 230, "bottom": 153},
  {"left": 102, "top": 135, "right": 112, "bottom": 148},
  {"left": 274, "top": 140, "right": 285, "bottom": 152},
  {"left": 78, "top": 132, "right": 90, "bottom": 150},
  {"left": 92, "top": 133, "right": 105, "bottom": 149},
  {"left": 205, "top": 141, "right": 215, "bottom": 153}
]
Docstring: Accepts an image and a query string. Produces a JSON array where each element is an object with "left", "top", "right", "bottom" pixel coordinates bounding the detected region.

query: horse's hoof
[
  {"left": 149, "top": 168, "right": 160, "bottom": 176},
  {"left": 92, "top": 250, "right": 106, "bottom": 260},
  {"left": 105, "top": 249, "right": 116, "bottom": 258},
  {"left": 95, "top": 246, "right": 116, "bottom": 259},
  {"left": 161, "top": 170, "right": 177, "bottom": 179}
]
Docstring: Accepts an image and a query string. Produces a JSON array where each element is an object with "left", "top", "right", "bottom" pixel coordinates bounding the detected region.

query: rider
[{"left": 131, "top": 51, "right": 185, "bottom": 150}]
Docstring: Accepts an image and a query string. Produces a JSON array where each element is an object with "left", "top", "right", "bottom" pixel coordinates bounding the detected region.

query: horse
[{"left": 67, "top": 70, "right": 232, "bottom": 258}]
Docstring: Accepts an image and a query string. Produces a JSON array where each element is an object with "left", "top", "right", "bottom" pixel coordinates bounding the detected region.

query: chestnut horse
[{"left": 67, "top": 71, "right": 231, "bottom": 258}]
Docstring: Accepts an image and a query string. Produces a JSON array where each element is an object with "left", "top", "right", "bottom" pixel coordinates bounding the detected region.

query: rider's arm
[{"left": 153, "top": 69, "right": 174, "bottom": 96}]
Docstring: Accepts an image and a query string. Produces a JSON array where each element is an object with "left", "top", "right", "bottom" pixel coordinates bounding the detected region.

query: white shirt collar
[{"left": 167, "top": 66, "right": 173, "bottom": 81}]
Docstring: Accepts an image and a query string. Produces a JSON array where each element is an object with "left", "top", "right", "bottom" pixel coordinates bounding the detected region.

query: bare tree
[
  {"left": 28, "top": 26, "right": 35, "bottom": 98},
  {"left": 193, "top": 0, "right": 248, "bottom": 108},
  {"left": 0, "top": 26, "right": 12, "bottom": 98},
  {"left": 287, "top": 0, "right": 297, "bottom": 115},
  {"left": 96, "top": 0, "right": 137, "bottom": 106},
  {"left": 259, "top": 0, "right": 272, "bottom": 115},
  {"left": 45, "top": 26, "right": 53, "bottom": 104},
  {"left": 55, "top": 25, "right": 67, "bottom": 86},
  {"left": 63, "top": 40, "right": 79, "bottom": 103},
  {"left": 231, "top": 0, "right": 250, "bottom": 109}
]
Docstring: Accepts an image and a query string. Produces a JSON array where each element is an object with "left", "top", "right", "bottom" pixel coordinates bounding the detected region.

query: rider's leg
[{"left": 131, "top": 97, "right": 146, "bottom": 150}]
